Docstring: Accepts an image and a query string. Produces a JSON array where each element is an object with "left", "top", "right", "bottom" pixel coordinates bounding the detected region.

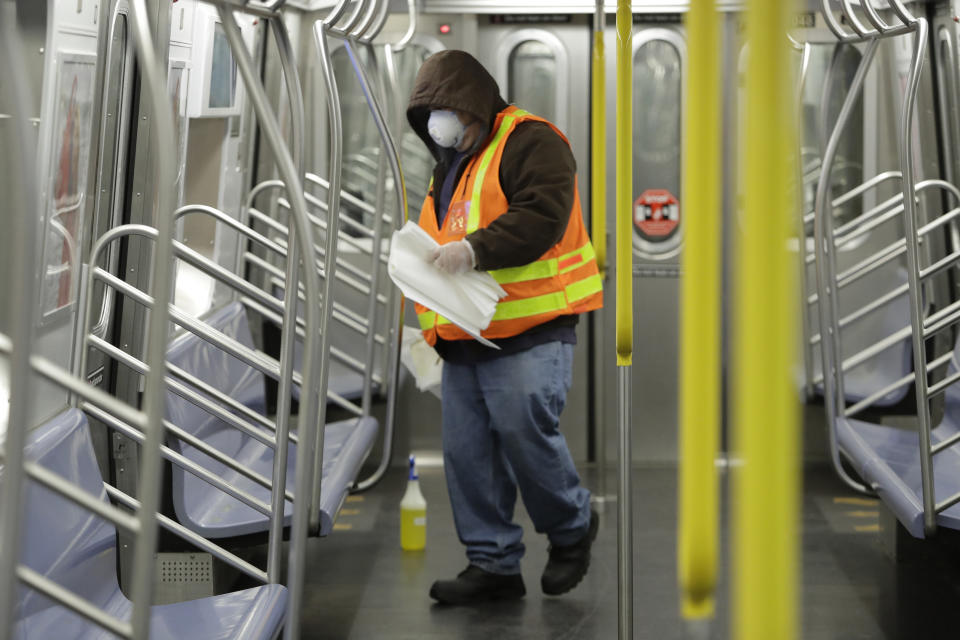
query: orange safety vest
[{"left": 415, "top": 106, "right": 603, "bottom": 345}]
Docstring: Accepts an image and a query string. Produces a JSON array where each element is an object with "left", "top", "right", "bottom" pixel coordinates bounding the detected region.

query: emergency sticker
[{"left": 633, "top": 189, "right": 680, "bottom": 241}]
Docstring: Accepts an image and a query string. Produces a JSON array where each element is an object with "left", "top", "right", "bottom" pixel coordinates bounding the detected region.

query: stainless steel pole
[
  {"left": 0, "top": 4, "right": 40, "bottom": 636},
  {"left": 266, "top": 12, "right": 306, "bottom": 584}
]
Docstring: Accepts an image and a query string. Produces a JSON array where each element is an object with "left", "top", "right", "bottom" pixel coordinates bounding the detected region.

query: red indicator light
[{"left": 439, "top": 23, "right": 451, "bottom": 34}]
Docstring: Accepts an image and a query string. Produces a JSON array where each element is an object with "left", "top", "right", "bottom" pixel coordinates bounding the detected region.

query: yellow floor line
[
  {"left": 834, "top": 496, "right": 878, "bottom": 507},
  {"left": 339, "top": 509, "right": 360, "bottom": 516},
  {"left": 345, "top": 495, "right": 365, "bottom": 503},
  {"left": 854, "top": 524, "right": 880, "bottom": 533},
  {"left": 333, "top": 523, "right": 353, "bottom": 531},
  {"left": 845, "top": 510, "right": 879, "bottom": 518}
]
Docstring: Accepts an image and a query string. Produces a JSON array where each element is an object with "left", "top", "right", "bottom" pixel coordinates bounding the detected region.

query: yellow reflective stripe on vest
[
  {"left": 565, "top": 272, "right": 604, "bottom": 303},
  {"left": 488, "top": 240, "right": 596, "bottom": 285},
  {"left": 489, "top": 259, "right": 558, "bottom": 284},
  {"left": 466, "top": 109, "right": 531, "bottom": 234},
  {"left": 417, "top": 310, "right": 437, "bottom": 330},
  {"left": 492, "top": 291, "right": 568, "bottom": 321}
]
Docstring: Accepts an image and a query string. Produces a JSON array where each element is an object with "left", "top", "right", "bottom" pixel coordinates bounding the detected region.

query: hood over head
[{"left": 407, "top": 50, "right": 509, "bottom": 160}]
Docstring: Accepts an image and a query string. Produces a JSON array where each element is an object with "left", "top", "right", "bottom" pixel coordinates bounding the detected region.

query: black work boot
[
  {"left": 429, "top": 565, "right": 526, "bottom": 605},
  {"left": 541, "top": 510, "right": 600, "bottom": 596}
]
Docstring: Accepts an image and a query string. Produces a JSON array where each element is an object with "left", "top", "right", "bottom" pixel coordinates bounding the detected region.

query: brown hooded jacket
[
  {"left": 406, "top": 50, "right": 581, "bottom": 361},
  {"left": 406, "top": 50, "right": 579, "bottom": 271}
]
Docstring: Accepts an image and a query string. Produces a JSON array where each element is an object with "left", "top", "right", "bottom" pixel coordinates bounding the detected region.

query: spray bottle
[{"left": 400, "top": 454, "right": 427, "bottom": 550}]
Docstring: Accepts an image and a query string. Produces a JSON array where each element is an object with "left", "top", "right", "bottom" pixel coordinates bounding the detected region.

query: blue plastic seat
[
  {"left": 838, "top": 356, "right": 960, "bottom": 538},
  {"left": 269, "top": 282, "right": 371, "bottom": 403},
  {"left": 165, "top": 302, "right": 378, "bottom": 538},
  {"left": 812, "top": 265, "right": 913, "bottom": 407},
  {"left": 12, "top": 409, "right": 287, "bottom": 639}
]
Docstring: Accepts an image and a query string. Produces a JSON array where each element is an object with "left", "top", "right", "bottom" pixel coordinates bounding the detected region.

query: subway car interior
[{"left": 4, "top": 0, "right": 960, "bottom": 638}]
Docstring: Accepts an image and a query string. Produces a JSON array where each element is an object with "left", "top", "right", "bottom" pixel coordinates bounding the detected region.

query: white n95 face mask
[{"left": 427, "top": 110, "right": 466, "bottom": 148}]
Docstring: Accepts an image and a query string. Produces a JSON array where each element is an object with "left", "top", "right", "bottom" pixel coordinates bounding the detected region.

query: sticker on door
[{"left": 633, "top": 189, "right": 680, "bottom": 241}]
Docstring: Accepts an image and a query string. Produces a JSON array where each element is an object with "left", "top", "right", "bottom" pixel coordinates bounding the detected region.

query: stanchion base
[{"left": 590, "top": 494, "right": 618, "bottom": 514}]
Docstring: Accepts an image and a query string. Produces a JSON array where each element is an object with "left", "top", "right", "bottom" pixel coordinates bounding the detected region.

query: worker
[{"left": 406, "top": 50, "right": 604, "bottom": 605}]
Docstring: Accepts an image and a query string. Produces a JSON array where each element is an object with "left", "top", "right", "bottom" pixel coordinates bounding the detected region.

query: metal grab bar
[
  {"left": 614, "top": 2, "right": 633, "bottom": 638},
  {"left": 797, "top": 40, "right": 814, "bottom": 397},
  {"left": 0, "top": 3, "right": 41, "bottom": 632},
  {"left": 214, "top": 8, "right": 327, "bottom": 635},
  {"left": 83, "top": 402, "right": 274, "bottom": 517},
  {"left": 390, "top": 0, "right": 417, "bottom": 51},
  {"left": 801, "top": 171, "right": 902, "bottom": 231},
  {"left": 294, "top": 21, "right": 345, "bottom": 619},
  {"left": 333, "top": 36, "right": 408, "bottom": 493},
  {"left": 892, "top": 16, "right": 937, "bottom": 535},
  {"left": 812, "top": 30, "right": 880, "bottom": 495},
  {"left": 810, "top": 282, "right": 908, "bottom": 347},
  {"left": 844, "top": 352, "right": 953, "bottom": 418},
  {"left": 0, "top": 0, "right": 180, "bottom": 634},
  {"left": 678, "top": 0, "right": 721, "bottom": 625},
  {"left": 105, "top": 484, "right": 267, "bottom": 583},
  {"left": 734, "top": 2, "right": 799, "bottom": 639}
]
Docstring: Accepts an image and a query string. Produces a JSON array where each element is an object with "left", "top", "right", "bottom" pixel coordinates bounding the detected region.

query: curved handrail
[
  {"left": 331, "top": 0, "right": 368, "bottom": 36},
  {"left": 323, "top": 0, "right": 350, "bottom": 27},
  {"left": 813, "top": 37, "right": 879, "bottom": 496},
  {"left": 0, "top": 2, "right": 41, "bottom": 631},
  {"left": 340, "top": 38, "right": 408, "bottom": 493},
  {"left": 840, "top": 0, "right": 875, "bottom": 38},
  {"left": 352, "top": 0, "right": 381, "bottom": 40},
  {"left": 860, "top": 0, "right": 892, "bottom": 32},
  {"left": 895, "top": 17, "right": 936, "bottom": 536},
  {"left": 392, "top": 0, "right": 418, "bottom": 51},
  {"left": 214, "top": 6, "right": 325, "bottom": 640},
  {"left": 363, "top": 0, "right": 391, "bottom": 43},
  {"left": 308, "top": 18, "right": 346, "bottom": 547},
  {"left": 265, "top": 14, "right": 305, "bottom": 583}
]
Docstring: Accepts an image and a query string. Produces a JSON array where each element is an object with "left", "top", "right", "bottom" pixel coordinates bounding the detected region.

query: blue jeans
[{"left": 441, "top": 341, "right": 591, "bottom": 575}]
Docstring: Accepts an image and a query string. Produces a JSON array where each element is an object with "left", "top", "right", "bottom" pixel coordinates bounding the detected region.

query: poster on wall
[{"left": 40, "top": 54, "right": 96, "bottom": 321}]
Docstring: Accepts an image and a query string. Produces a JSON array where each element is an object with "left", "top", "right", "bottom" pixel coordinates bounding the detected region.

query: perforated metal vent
[{"left": 154, "top": 553, "right": 214, "bottom": 605}]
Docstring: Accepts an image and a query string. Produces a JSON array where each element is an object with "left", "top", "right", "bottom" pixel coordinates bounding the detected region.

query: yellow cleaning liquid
[{"left": 401, "top": 455, "right": 427, "bottom": 551}]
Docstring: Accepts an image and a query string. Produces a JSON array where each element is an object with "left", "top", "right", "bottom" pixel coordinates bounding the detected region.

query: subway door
[
  {"left": 602, "top": 15, "right": 686, "bottom": 464},
  {"left": 476, "top": 15, "right": 593, "bottom": 462},
  {"left": 79, "top": 0, "right": 137, "bottom": 482}
]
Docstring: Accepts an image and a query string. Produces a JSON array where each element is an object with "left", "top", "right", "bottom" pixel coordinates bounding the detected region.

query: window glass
[
  {"left": 632, "top": 39, "right": 682, "bottom": 247},
  {"left": 508, "top": 40, "right": 557, "bottom": 122},
  {"left": 209, "top": 23, "right": 237, "bottom": 109},
  {"left": 815, "top": 44, "right": 863, "bottom": 223}
]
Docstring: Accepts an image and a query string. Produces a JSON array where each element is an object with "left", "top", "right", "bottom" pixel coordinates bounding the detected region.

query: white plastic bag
[{"left": 400, "top": 327, "right": 443, "bottom": 398}]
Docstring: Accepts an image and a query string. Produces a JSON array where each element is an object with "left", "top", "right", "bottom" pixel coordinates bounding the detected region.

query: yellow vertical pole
[
  {"left": 734, "top": 0, "right": 800, "bottom": 639},
  {"left": 615, "top": 0, "right": 632, "bottom": 368},
  {"left": 678, "top": 0, "right": 721, "bottom": 622},
  {"left": 615, "top": 1, "right": 634, "bottom": 639},
  {"left": 592, "top": 2, "right": 607, "bottom": 275}
]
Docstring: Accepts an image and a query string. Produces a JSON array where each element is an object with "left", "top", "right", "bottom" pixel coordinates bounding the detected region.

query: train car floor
[{"left": 284, "top": 464, "right": 959, "bottom": 639}]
